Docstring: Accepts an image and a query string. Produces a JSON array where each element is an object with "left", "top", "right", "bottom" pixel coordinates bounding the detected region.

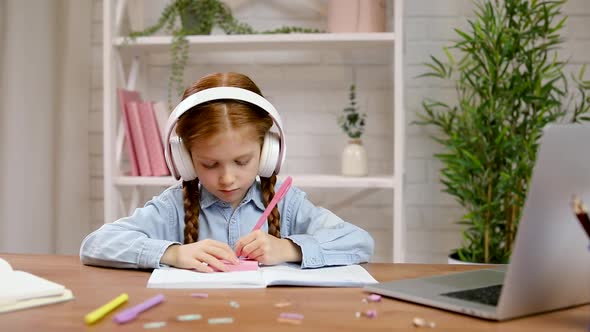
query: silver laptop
[{"left": 365, "top": 123, "right": 590, "bottom": 320}]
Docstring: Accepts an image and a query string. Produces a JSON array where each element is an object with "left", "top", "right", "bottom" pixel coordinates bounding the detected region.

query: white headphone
[{"left": 164, "top": 87, "right": 286, "bottom": 181}]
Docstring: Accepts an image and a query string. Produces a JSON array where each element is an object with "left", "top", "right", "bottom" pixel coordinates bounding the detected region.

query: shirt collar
[{"left": 198, "top": 181, "right": 266, "bottom": 211}]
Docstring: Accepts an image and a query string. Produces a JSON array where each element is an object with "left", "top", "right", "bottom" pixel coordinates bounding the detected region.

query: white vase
[
  {"left": 447, "top": 252, "right": 506, "bottom": 265},
  {"left": 341, "top": 139, "right": 368, "bottom": 176},
  {"left": 448, "top": 252, "right": 480, "bottom": 265}
]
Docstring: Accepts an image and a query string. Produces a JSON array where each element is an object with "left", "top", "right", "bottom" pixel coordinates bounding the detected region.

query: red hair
[{"left": 176, "top": 72, "right": 281, "bottom": 243}]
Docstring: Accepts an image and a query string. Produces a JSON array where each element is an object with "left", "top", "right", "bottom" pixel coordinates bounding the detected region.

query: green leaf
[{"left": 415, "top": 0, "right": 586, "bottom": 263}]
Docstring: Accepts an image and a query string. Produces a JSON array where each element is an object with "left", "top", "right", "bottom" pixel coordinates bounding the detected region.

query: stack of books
[{"left": 117, "top": 88, "right": 171, "bottom": 177}]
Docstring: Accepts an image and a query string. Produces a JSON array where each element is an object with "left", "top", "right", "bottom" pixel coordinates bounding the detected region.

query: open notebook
[
  {"left": 148, "top": 263, "right": 378, "bottom": 289},
  {"left": 0, "top": 257, "right": 74, "bottom": 313}
]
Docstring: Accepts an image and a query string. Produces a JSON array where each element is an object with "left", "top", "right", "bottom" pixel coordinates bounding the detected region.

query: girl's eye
[
  {"left": 236, "top": 159, "right": 250, "bottom": 166},
  {"left": 202, "top": 163, "right": 217, "bottom": 169}
]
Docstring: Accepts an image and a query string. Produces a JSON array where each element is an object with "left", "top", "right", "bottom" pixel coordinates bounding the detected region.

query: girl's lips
[{"left": 220, "top": 189, "right": 238, "bottom": 194}]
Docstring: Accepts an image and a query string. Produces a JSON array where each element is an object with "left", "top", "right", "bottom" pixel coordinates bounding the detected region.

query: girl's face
[{"left": 190, "top": 126, "right": 261, "bottom": 209}]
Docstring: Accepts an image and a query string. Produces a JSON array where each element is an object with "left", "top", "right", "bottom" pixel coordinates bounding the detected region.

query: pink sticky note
[{"left": 211, "top": 259, "right": 259, "bottom": 272}]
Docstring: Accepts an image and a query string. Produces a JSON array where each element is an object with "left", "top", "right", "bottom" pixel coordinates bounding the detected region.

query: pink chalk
[
  {"left": 279, "top": 312, "right": 304, "bottom": 320},
  {"left": 367, "top": 294, "right": 382, "bottom": 302},
  {"left": 365, "top": 309, "right": 377, "bottom": 318}
]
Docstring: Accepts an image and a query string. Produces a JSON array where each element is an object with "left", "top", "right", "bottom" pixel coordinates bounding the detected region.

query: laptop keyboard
[{"left": 441, "top": 284, "right": 503, "bottom": 306}]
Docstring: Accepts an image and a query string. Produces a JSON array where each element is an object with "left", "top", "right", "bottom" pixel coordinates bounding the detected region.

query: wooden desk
[{"left": 0, "top": 254, "right": 587, "bottom": 331}]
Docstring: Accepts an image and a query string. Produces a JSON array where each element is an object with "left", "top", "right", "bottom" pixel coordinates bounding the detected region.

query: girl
[{"left": 80, "top": 72, "right": 374, "bottom": 272}]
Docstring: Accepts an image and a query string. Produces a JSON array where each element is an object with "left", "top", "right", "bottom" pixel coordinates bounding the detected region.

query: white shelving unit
[{"left": 103, "top": 0, "right": 405, "bottom": 262}]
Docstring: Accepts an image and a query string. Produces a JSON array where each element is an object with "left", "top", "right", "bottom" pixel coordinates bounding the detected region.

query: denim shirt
[{"left": 80, "top": 180, "right": 374, "bottom": 269}]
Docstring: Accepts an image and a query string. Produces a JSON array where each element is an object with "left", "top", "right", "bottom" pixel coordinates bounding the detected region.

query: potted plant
[
  {"left": 338, "top": 84, "right": 368, "bottom": 176},
  {"left": 415, "top": 0, "right": 590, "bottom": 264},
  {"left": 127, "top": 0, "right": 320, "bottom": 107}
]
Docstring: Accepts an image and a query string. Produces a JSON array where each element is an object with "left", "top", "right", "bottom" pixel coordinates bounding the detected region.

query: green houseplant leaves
[
  {"left": 415, "top": 0, "right": 590, "bottom": 263},
  {"left": 127, "top": 0, "right": 320, "bottom": 108}
]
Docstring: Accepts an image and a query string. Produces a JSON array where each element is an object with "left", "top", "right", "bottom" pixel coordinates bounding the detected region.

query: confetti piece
[
  {"left": 367, "top": 294, "right": 382, "bottom": 302},
  {"left": 361, "top": 298, "right": 368, "bottom": 304},
  {"left": 143, "top": 321, "right": 166, "bottom": 329},
  {"left": 208, "top": 317, "right": 234, "bottom": 325},
  {"left": 176, "top": 314, "right": 202, "bottom": 321},
  {"left": 413, "top": 317, "right": 426, "bottom": 327},
  {"left": 190, "top": 293, "right": 208, "bottom": 298},
  {"left": 274, "top": 301, "right": 292, "bottom": 308},
  {"left": 229, "top": 300, "right": 240, "bottom": 308},
  {"left": 364, "top": 309, "right": 377, "bottom": 318},
  {"left": 277, "top": 318, "right": 302, "bottom": 325},
  {"left": 413, "top": 317, "right": 435, "bottom": 327},
  {"left": 355, "top": 311, "right": 361, "bottom": 319},
  {"left": 279, "top": 312, "right": 304, "bottom": 320}
]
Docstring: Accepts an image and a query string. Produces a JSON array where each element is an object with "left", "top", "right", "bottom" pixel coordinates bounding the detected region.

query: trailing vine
[{"left": 127, "top": 0, "right": 321, "bottom": 108}]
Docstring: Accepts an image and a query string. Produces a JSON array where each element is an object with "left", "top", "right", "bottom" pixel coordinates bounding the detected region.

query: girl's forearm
[
  {"left": 281, "top": 239, "right": 302, "bottom": 263},
  {"left": 160, "top": 244, "right": 179, "bottom": 266}
]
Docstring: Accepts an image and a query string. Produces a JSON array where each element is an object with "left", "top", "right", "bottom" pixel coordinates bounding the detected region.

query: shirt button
[{"left": 230, "top": 218, "right": 236, "bottom": 224}]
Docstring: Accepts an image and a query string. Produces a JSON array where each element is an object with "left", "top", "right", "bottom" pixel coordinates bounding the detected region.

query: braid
[
  {"left": 260, "top": 175, "right": 281, "bottom": 237},
  {"left": 182, "top": 179, "right": 201, "bottom": 243}
]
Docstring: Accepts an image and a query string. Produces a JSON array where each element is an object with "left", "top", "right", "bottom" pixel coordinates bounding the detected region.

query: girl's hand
[
  {"left": 161, "top": 239, "right": 239, "bottom": 273},
  {"left": 235, "top": 230, "right": 302, "bottom": 265}
]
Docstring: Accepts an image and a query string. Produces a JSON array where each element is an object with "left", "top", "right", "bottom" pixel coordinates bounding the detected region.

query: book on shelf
[
  {"left": 0, "top": 257, "right": 74, "bottom": 314},
  {"left": 147, "top": 262, "right": 378, "bottom": 289},
  {"left": 152, "top": 101, "right": 170, "bottom": 147},
  {"left": 116, "top": 88, "right": 142, "bottom": 176},
  {"left": 125, "top": 101, "right": 153, "bottom": 176},
  {"left": 138, "top": 101, "right": 170, "bottom": 176}
]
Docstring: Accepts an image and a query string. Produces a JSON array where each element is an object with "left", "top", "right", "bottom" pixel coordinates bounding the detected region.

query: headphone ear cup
[
  {"left": 170, "top": 136, "right": 197, "bottom": 181},
  {"left": 259, "top": 131, "right": 280, "bottom": 178}
]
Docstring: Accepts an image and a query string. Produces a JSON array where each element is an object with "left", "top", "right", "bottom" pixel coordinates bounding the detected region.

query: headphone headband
[{"left": 164, "top": 87, "right": 286, "bottom": 179}]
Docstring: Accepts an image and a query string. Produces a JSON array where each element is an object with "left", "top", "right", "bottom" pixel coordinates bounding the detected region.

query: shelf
[
  {"left": 114, "top": 33, "right": 395, "bottom": 53},
  {"left": 114, "top": 174, "right": 395, "bottom": 189},
  {"left": 104, "top": 0, "right": 404, "bottom": 262}
]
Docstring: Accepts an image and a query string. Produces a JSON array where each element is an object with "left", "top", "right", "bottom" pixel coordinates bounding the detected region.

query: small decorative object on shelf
[
  {"left": 327, "top": 0, "right": 386, "bottom": 33},
  {"left": 127, "top": 0, "right": 321, "bottom": 108},
  {"left": 338, "top": 84, "right": 368, "bottom": 176}
]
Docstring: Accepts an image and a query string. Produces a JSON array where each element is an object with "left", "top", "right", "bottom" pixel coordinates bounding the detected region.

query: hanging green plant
[{"left": 126, "top": 0, "right": 321, "bottom": 108}]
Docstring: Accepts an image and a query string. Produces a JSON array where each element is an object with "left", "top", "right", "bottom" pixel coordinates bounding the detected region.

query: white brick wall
[{"left": 89, "top": 0, "right": 590, "bottom": 263}]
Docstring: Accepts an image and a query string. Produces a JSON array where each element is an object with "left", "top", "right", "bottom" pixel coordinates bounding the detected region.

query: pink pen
[
  {"left": 113, "top": 294, "right": 165, "bottom": 324},
  {"left": 252, "top": 176, "right": 292, "bottom": 231}
]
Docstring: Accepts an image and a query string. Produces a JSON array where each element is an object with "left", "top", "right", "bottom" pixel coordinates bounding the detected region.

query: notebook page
[
  {"left": 0, "top": 259, "right": 66, "bottom": 303},
  {"left": 147, "top": 267, "right": 266, "bottom": 289},
  {"left": 0, "top": 258, "right": 12, "bottom": 273},
  {"left": 261, "top": 264, "right": 378, "bottom": 287},
  {"left": 0, "top": 289, "right": 74, "bottom": 314}
]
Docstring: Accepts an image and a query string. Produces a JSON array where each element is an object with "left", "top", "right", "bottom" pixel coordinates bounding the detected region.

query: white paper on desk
[
  {"left": 147, "top": 264, "right": 378, "bottom": 289},
  {"left": 0, "top": 289, "right": 74, "bottom": 314},
  {"left": 0, "top": 257, "right": 67, "bottom": 303},
  {"left": 261, "top": 264, "right": 378, "bottom": 287},
  {"left": 148, "top": 268, "right": 267, "bottom": 288}
]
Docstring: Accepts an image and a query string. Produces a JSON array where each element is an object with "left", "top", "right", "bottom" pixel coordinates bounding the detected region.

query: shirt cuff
[
  {"left": 138, "top": 239, "right": 181, "bottom": 268},
  {"left": 286, "top": 234, "right": 325, "bottom": 268}
]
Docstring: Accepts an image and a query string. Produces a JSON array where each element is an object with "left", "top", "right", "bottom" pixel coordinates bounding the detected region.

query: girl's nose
[{"left": 219, "top": 169, "right": 235, "bottom": 186}]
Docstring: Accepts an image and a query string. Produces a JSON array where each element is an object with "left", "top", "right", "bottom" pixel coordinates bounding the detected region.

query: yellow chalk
[{"left": 84, "top": 293, "right": 128, "bottom": 325}]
